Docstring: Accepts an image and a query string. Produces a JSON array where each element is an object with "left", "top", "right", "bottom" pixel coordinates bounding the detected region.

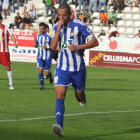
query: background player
[
  {"left": 34, "top": 22, "right": 53, "bottom": 90},
  {"left": 51, "top": 3, "right": 99, "bottom": 138},
  {"left": 0, "top": 15, "right": 18, "bottom": 89},
  {"left": 25, "top": 23, "right": 58, "bottom": 78}
]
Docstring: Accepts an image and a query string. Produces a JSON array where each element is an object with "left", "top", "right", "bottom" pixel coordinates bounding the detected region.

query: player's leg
[
  {"left": 44, "top": 60, "right": 53, "bottom": 84},
  {"left": 52, "top": 70, "right": 72, "bottom": 137},
  {"left": 37, "top": 58, "right": 45, "bottom": 90},
  {"left": 5, "top": 65, "right": 14, "bottom": 89},
  {"left": 71, "top": 70, "right": 87, "bottom": 107}
]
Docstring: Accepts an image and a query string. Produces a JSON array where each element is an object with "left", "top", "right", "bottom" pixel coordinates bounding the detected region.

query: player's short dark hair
[
  {"left": 0, "top": 15, "right": 3, "bottom": 20},
  {"left": 112, "top": 31, "right": 116, "bottom": 37},
  {"left": 58, "top": 3, "right": 71, "bottom": 14},
  {"left": 45, "top": 24, "right": 49, "bottom": 29},
  {"left": 39, "top": 22, "right": 46, "bottom": 27},
  {"left": 139, "top": 30, "right": 140, "bottom": 32},
  {"left": 77, "top": 10, "right": 80, "bottom": 12}
]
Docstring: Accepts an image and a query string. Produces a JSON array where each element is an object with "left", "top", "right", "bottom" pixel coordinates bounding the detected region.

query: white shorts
[
  {"left": 131, "top": 0, "right": 136, "bottom": 2},
  {"left": 2, "top": 4, "right": 9, "bottom": 9}
]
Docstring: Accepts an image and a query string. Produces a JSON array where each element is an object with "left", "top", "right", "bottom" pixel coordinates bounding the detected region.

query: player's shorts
[
  {"left": 51, "top": 50, "right": 58, "bottom": 61},
  {"left": 54, "top": 69, "right": 86, "bottom": 92},
  {"left": 37, "top": 58, "right": 51, "bottom": 71},
  {"left": 2, "top": 4, "right": 9, "bottom": 9},
  {"left": 0, "top": 52, "right": 11, "bottom": 66}
]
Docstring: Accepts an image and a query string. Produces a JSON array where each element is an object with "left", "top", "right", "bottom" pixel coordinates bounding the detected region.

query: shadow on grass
[
  {"left": 86, "top": 88, "right": 134, "bottom": 92},
  {"left": 93, "top": 128, "right": 140, "bottom": 138},
  {"left": 0, "top": 127, "right": 98, "bottom": 140}
]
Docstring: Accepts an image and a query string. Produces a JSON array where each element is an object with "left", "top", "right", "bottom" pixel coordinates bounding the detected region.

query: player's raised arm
[
  {"left": 10, "top": 34, "right": 18, "bottom": 48},
  {"left": 51, "top": 20, "right": 64, "bottom": 50}
]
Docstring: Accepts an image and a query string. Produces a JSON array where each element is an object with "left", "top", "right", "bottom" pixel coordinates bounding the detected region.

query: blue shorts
[
  {"left": 37, "top": 58, "right": 51, "bottom": 71},
  {"left": 54, "top": 70, "right": 86, "bottom": 92}
]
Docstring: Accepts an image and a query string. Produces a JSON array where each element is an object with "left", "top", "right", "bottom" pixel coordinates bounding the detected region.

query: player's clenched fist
[
  {"left": 68, "top": 45, "right": 78, "bottom": 51},
  {"left": 57, "top": 20, "right": 64, "bottom": 32}
]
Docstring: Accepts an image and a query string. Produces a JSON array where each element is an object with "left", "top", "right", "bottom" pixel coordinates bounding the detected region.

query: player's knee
[
  {"left": 57, "top": 93, "right": 65, "bottom": 99},
  {"left": 5, "top": 65, "right": 11, "bottom": 71}
]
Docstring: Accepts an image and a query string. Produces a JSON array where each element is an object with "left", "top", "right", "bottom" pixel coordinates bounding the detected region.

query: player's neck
[{"left": 0, "top": 23, "right": 2, "bottom": 27}]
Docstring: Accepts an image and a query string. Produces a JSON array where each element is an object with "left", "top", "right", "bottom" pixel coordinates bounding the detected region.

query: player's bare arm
[
  {"left": 68, "top": 35, "right": 99, "bottom": 51},
  {"left": 10, "top": 35, "right": 18, "bottom": 48},
  {"left": 51, "top": 20, "right": 64, "bottom": 50},
  {"left": 34, "top": 42, "right": 37, "bottom": 48}
]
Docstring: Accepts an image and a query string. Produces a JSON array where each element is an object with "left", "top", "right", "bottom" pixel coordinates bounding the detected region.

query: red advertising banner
[
  {"left": 9, "top": 31, "right": 37, "bottom": 47},
  {"left": 89, "top": 51, "right": 140, "bottom": 69}
]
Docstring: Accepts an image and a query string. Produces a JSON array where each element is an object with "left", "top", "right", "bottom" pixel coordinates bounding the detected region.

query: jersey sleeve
[
  {"left": 35, "top": 35, "right": 38, "bottom": 45},
  {"left": 109, "top": 33, "right": 112, "bottom": 38},
  {"left": 79, "top": 24, "right": 94, "bottom": 39}
]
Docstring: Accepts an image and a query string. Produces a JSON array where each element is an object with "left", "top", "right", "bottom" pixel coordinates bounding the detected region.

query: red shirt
[
  {"left": 109, "top": 31, "right": 119, "bottom": 38},
  {"left": 0, "top": 24, "right": 13, "bottom": 53}
]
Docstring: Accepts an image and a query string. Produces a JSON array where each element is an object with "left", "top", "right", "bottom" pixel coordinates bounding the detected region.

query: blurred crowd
[{"left": 2, "top": 0, "right": 140, "bottom": 33}]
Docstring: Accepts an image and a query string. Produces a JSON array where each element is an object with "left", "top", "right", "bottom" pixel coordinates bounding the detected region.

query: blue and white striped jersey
[
  {"left": 35, "top": 32, "right": 52, "bottom": 61},
  {"left": 53, "top": 19, "right": 93, "bottom": 72}
]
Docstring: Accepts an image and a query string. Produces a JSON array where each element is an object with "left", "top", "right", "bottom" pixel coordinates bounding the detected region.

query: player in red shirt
[
  {"left": 0, "top": 15, "right": 18, "bottom": 89},
  {"left": 133, "top": 29, "right": 140, "bottom": 38},
  {"left": 108, "top": 31, "right": 120, "bottom": 43}
]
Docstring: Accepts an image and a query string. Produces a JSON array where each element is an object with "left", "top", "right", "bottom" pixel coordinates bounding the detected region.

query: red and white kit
[{"left": 0, "top": 24, "right": 13, "bottom": 65}]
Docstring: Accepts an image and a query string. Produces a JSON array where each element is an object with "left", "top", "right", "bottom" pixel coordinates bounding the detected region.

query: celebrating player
[
  {"left": 51, "top": 3, "right": 99, "bottom": 138},
  {"left": 0, "top": 15, "right": 18, "bottom": 89},
  {"left": 34, "top": 22, "right": 53, "bottom": 90}
]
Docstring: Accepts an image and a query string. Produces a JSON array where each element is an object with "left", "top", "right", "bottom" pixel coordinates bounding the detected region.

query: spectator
[
  {"left": 112, "top": 0, "right": 121, "bottom": 13},
  {"left": 133, "top": 29, "right": 140, "bottom": 38},
  {"left": 0, "top": 0, "right": 2, "bottom": 14},
  {"left": 9, "top": 12, "right": 22, "bottom": 29},
  {"left": 13, "top": 0, "right": 21, "bottom": 12},
  {"left": 98, "top": 0, "right": 107, "bottom": 13},
  {"left": 89, "top": 0, "right": 97, "bottom": 13},
  {"left": 98, "top": 10, "right": 108, "bottom": 26},
  {"left": 22, "top": 6, "right": 29, "bottom": 16},
  {"left": 46, "top": 0, "right": 53, "bottom": 17},
  {"left": 29, "top": 3, "right": 36, "bottom": 23},
  {"left": 97, "top": 29, "right": 106, "bottom": 41},
  {"left": 75, "top": 10, "right": 81, "bottom": 21},
  {"left": 19, "top": 14, "right": 31, "bottom": 30},
  {"left": 49, "top": 7, "right": 58, "bottom": 26},
  {"left": 108, "top": 9, "right": 117, "bottom": 27},
  {"left": 131, "top": 0, "right": 137, "bottom": 8},
  {"left": 70, "top": 7, "right": 75, "bottom": 19},
  {"left": 82, "top": 8, "right": 90, "bottom": 26},
  {"left": 21, "top": 0, "right": 27, "bottom": 4},
  {"left": 2, "top": 0, "right": 10, "bottom": 18},
  {"left": 108, "top": 31, "right": 119, "bottom": 42},
  {"left": 53, "top": 0, "right": 57, "bottom": 5},
  {"left": 78, "top": 0, "right": 85, "bottom": 13},
  {"left": 57, "top": 0, "right": 63, "bottom": 4}
]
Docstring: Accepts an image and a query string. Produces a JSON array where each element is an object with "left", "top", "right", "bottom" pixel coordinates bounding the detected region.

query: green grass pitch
[{"left": 0, "top": 62, "right": 140, "bottom": 140}]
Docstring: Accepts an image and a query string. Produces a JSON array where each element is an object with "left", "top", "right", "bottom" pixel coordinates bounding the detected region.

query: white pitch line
[{"left": 0, "top": 110, "right": 140, "bottom": 123}]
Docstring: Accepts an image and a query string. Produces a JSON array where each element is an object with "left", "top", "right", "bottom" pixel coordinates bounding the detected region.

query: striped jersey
[
  {"left": 53, "top": 19, "right": 93, "bottom": 72},
  {"left": 0, "top": 24, "right": 13, "bottom": 53},
  {"left": 35, "top": 32, "right": 52, "bottom": 61}
]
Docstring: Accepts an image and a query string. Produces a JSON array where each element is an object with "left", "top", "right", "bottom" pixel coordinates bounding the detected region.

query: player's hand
[
  {"left": 57, "top": 20, "right": 64, "bottom": 32},
  {"left": 68, "top": 45, "right": 78, "bottom": 51},
  {"left": 42, "top": 46, "right": 47, "bottom": 49},
  {"left": 14, "top": 44, "right": 18, "bottom": 48}
]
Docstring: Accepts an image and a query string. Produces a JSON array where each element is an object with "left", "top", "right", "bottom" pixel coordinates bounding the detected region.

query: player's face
[
  {"left": 0, "top": 19, "right": 2, "bottom": 24},
  {"left": 39, "top": 26, "right": 45, "bottom": 35},
  {"left": 58, "top": 8, "right": 71, "bottom": 26}
]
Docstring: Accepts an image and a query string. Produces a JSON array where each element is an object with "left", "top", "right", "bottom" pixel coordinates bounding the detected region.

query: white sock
[{"left": 7, "top": 70, "right": 13, "bottom": 85}]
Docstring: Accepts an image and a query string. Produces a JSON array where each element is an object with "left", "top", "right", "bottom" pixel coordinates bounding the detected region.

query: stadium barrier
[{"left": 9, "top": 32, "right": 140, "bottom": 69}]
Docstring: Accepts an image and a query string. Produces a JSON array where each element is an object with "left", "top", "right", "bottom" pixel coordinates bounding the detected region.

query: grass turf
[{"left": 0, "top": 62, "right": 140, "bottom": 140}]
